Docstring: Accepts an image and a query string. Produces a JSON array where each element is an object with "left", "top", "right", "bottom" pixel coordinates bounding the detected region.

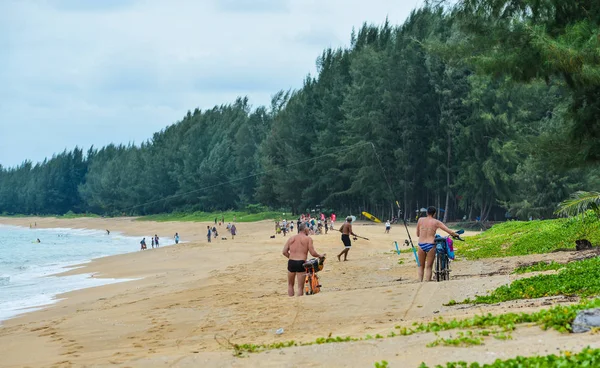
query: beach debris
[
  {"left": 572, "top": 308, "right": 600, "bottom": 333},
  {"left": 275, "top": 328, "right": 284, "bottom": 335}
]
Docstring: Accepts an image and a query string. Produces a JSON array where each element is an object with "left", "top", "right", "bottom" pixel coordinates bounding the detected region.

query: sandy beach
[{"left": 0, "top": 216, "right": 598, "bottom": 368}]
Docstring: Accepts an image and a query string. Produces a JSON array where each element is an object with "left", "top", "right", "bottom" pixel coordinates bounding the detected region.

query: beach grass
[
  {"left": 136, "top": 210, "right": 283, "bottom": 223},
  {"left": 456, "top": 216, "right": 600, "bottom": 259}
]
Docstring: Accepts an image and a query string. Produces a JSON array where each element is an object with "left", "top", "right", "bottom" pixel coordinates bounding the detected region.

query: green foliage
[
  {"left": 556, "top": 191, "right": 600, "bottom": 218},
  {"left": 463, "top": 257, "right": 600, "bottom": 304},
  {"left": 0, "top": 3, "right": 598, "bottom": 221},
  {"left": 233, "top": 299, "right": 600, "bottom": 356},
  {"left": 427, "top": 331, "right": 484, "bottom": 347},
  {"left": 458, "top": 217, "right": 600, "bottom": 259},
  {"left": 137, "top": 211, "right": 281, "bottom": 223},
  {"left": 421, "top": 347, "right": 600, "bottom": 368},
  {"left": 453, "top": 0, "right": 600, "bottom": 165},
  {"left": 513, "top": 261, "right": 564, "bottom": 274},
  {"left": 398, "top": 298, "right": 600, "bottom": 335},
  {"left": 374, "top": 361, "right": 389, "bottom": 368}
]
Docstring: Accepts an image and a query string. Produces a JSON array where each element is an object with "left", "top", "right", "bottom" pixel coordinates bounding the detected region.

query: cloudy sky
[{"left": 1, "top": 0, "right": 423, "bottom": 168}]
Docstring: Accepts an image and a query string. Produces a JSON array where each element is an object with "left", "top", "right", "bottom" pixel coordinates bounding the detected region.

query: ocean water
[{"left": 0, "top": 224, "right": 174, "bottom": 323}]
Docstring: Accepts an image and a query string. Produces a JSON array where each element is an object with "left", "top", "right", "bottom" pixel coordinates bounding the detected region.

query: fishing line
[
  {"left": 122, "top": 141, "right": 373, "bottom": 212},
  {"left": 368, "top": 142, "right": 400, "bottom": 205}
]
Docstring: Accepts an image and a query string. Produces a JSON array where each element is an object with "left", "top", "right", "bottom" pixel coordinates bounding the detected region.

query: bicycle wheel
[
  {"left": 306, "top": 273, "right": 317, "bottom": 295},
  {"left": 435, "top": 252, "right": 442, "bottom": 282},
  {"left": 441, "top": 254, "right": 448, "bottom": 281},
  {"left": 304, "top": 273, "right": 312, "bottom": 295},
  {"left": 311, "top": 273, "right": 320, "bottom": 294}
]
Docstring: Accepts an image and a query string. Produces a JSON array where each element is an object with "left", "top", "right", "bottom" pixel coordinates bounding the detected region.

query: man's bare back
[{"left": 283, "top": 230, "right": 320, "bottom": 261}]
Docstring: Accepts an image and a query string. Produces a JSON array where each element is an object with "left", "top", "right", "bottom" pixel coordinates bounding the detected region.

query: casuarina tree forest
[{"left": 1, "top": 1, "right": 599, "bottom": 222}]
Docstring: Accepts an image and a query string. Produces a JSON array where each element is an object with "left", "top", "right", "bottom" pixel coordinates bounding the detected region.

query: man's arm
[
  {"left": 437, "top": 220, "right": 458, "bottom": 237},
  {"left": 282, "top": 238, "right": 291, "bottom": 258},
  {"left": 307, "top": 237, "right": 323, "bottom": 258}
]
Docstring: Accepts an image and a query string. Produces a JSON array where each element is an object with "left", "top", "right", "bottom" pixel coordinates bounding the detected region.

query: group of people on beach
[
  {"left": 139, "top": 233, "right": 180, "bottom": 250},
  {"left": 282, "top": 206, "right": 458, "bottom": 296},
  {"left": 206, "top": 222, "right": 237, "bottom": 242},
  {"left": 276, "top": 213, "right": 337, "bottom": 238}
]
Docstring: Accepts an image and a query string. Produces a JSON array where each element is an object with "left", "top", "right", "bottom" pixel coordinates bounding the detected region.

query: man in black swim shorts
[
  {"left": 282, "top": 223, "right": 325, "bottom": 296},
  {"left": 337, "top": 216, "right": 357, "bottom": 261}
]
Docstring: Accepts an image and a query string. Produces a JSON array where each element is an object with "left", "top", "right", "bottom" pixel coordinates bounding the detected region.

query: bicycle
[
  {"left": 304, "top": 256, "right": 326, "bottom": 295},
  {"left": 434, "top": 229, "right": 464, "bottom": 282}
]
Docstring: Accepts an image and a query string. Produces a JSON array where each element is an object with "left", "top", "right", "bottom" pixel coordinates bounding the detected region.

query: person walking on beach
[
  {"left": 154, "top": 234, "right": 159, "bottom": 247},
  {"left": 207, "top": 226, "right": 212, "bottom": 243},
  {"left": 174, "top": 233, "right": 180, "bottom": 244},
  {"left": 151, "top": 237, "right": 155, "bottom": 248},
  {"left": 416, "top": 206, "right": 459, "bottom": 282},
  {"left": 282, "top": 223, "right": 325, "bottom": 296},
  {"left": 337, "top": 216, "right": 358, "bottom": 261},
  {"left": 230, "top": 224, "right": 237, "bottom": 239},
  {"left": 385, "top": 220, "right": 391, "bottom": 234},
  {"left": 140, "top": 238, "right": 147, "bottom": 250}
]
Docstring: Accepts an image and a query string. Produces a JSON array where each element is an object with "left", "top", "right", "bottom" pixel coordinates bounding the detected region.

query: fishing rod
[
  {"left": 403, "top": 219, "right": 419, "bottom": 266},
  {"left": 331, "top": 228, "right": 369, "bottom": 241}
]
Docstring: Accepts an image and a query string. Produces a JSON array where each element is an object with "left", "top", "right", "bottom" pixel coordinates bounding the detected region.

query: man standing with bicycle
[
  {"left": 282, "top": 223, "right": 325, "bottom": 296},
  {"left": 416, "top": 206, "right": 459, "bottom": 282}
]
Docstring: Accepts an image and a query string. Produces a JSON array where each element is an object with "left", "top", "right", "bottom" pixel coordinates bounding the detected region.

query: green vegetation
[
  {"left": 556, "top": 191, "right": 600, "bottom": 218},
  {"left": 420, "top": 347, "right": 600, "bottom": 368},
  {"left": 233, "top": 299, "right": 600, "bottom": 355},
  {"left": 426, "top": 331, "right": 484, "bottom": 348},
  {"left": 137, "top": 210, "right": 281, "bottom": 223},
  {"left": 461, "top": 258, "right": 600, "bottom": 305},
  {"left": 457, "top": 217, "right": 600, "bottom": 259},
  {"left": 1, "top": 3, "right": 598, "bottom": 223},
  {"left": 399, "top": 298, "right": 600, "bottom": 334},
  {"left": 374, "top": 361, "right": 389, "bottom": 368},
  {"left": 513, "top": 261, "right": 564, "bottom": 274}
]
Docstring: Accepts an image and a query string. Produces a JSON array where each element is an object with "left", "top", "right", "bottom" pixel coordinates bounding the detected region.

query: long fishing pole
[
  {"left": 331, "top": 228, "right": 369, "bottom": 240},
  {"left": 370, "top": 144, "right": 420, "bottom": 266}
]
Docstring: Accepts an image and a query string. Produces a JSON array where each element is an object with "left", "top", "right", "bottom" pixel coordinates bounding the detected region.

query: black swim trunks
[
  {"left": 341, "top": 234, "right": 351, "bottom": 248},
  {"left": 288, "top": 259, "right": 306, "bottom": 273}
]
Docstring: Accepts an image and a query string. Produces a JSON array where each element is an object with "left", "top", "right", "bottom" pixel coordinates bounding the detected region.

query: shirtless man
[
  {"left": 337, "top": 216, "right": 357, "bottom": 261},
  {"left": 416, "top": 206, "right": 459, "bottom": 282},
  {"left": 282, "top": 223, "right": 325, "bottom": 296}
]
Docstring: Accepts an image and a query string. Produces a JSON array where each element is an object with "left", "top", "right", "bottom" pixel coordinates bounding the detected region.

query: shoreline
[{"left": 0, "top": 222, "right": 152, "bottom": 323}]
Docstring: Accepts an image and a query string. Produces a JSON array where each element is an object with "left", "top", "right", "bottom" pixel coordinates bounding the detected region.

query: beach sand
[{"left": 0, "top": 216, "right": 598, "bottom": 367}]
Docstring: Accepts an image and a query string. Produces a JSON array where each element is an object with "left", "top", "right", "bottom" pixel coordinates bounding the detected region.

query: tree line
[{"left": 1, "top": 2, "right": 598, "bottom": 222}]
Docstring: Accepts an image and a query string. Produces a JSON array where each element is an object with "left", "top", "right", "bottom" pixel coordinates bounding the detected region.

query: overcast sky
[{"left": 0, "top": 0, "right": 423, "bottom": 168}]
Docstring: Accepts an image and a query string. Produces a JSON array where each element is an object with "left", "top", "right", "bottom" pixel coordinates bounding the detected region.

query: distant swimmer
[
  {"left": 140, "top": 238, "right": 147, "bottom": 250},
  {"left": 106, "top": 229, "right": 110, "bottom": 235},
  {"left": 154, "top": 234, "right": 159, "bottom": 247},
  {"left": 174, "top": 232, "right": 180, "bottom": 244},
  {"left": 282, "top": 223, "right": 324, "bottom": 296},
  {"left": 36, "top": 238, "right": 41, "bottom": 243}
]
